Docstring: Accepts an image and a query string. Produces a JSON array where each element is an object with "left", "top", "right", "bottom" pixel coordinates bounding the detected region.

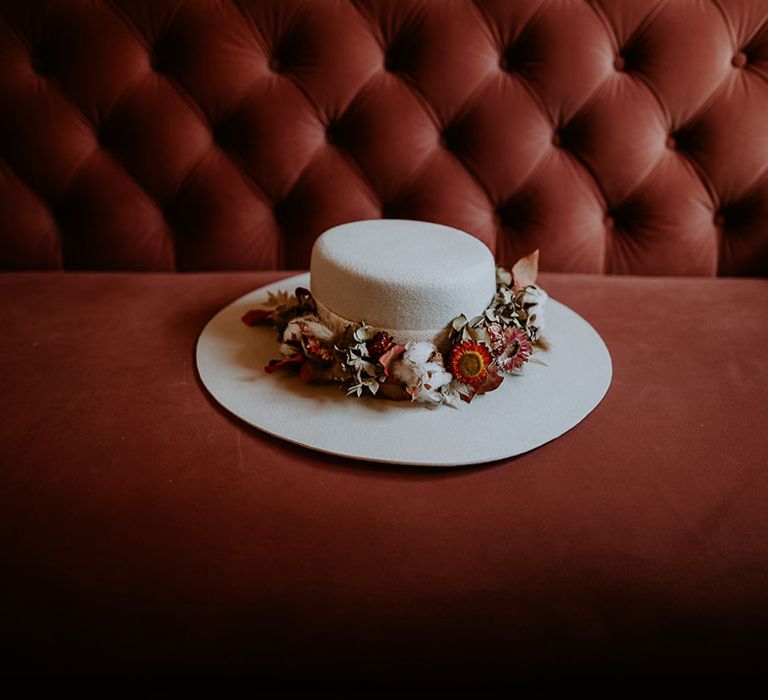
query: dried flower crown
[{"left": 242, "top": 250, "right": 547, "bottom": 408}]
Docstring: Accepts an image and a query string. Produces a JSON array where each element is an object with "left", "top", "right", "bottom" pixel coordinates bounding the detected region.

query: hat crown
[{"left": 310, "top": 220, "right": 496, "bottom": 335}]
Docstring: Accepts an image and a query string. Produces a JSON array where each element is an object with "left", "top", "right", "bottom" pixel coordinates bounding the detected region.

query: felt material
[
  {"left": 197, "top": 273, "right": 611, "bottom": 466},
  {"left": 2, "top": 271, "right": 768, "bottom": 687},
  {"left": 310, "top": 220, "right": 496, "bottom": 336},
  {"left": 313, "top": 294, "right": 454, "bottom": 345}
]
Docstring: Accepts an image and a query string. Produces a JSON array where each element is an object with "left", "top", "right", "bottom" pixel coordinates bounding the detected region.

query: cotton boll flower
[
  {"left": 298, "top": 319, "right": 337, "bottom": 343},
  {"left": 280, "top": 317, "right": 309, "bottom": 355},
  {"left": 282, "top": 316, "right": 307, "bottom": 343},
  {"left": 423, "top": 361, "right": 452, "bottom": 385},
  {"left": 388, "top": 358, "right": 418, "bottom": 391},
  {"left": 387, "top": 342, "right": 452, "bottom": 404},
  {"left": 281, "top": 314, "right": 337, "bottom": 361},
  {"left": 403, "top": 341, "right": 437, "bottom": 367},
  {"left": 413, "top": 362, "right": 453, "bottom": 404}
]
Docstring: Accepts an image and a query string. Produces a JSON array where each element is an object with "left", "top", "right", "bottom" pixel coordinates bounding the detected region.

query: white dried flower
[
  {"left": 388, "top": 342, "right": 452, "bottom": 404},
  {"left": 282, "top": 314, "right": 313, "bottom": 344},
  {"left": 403, "top": 341, "right": 436, "bottom": 367},
  {"left": 298, "top": 319, "right": 336, "bottom": 343},
  {"left": 353, "top": 322, "right": 376, "bottom": 343},
  {"left": 414, "top": 363, "right": 453, "bottom": 404},
  {"left": 347, "top": 377, "right": 379, "bottom": 397},
  {"left": 347, "top": 354, "right": 377, "bottom": 377}
]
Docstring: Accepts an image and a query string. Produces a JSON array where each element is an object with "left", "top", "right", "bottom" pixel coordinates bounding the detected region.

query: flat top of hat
[{"left": 310, "top": 219, "right": 496, "bottom": 331}]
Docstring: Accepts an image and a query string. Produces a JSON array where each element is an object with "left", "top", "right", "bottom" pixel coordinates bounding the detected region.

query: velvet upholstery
[
  {"left": 3, "top": 1, "right": 768, "bottom": 690},
  {"left": 2, "top": 271, "right": 768, "bottom": 687},
  {"left": 2, "top": 0, "right": 768, "bottom": 275}
]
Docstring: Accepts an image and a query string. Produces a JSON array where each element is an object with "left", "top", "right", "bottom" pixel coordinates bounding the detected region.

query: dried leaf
[
  {"left": 512, "top": 249, "right": 539, "bottom": 290},
  {"left": 298, "top": 319, "right": 336, "bottom": 343},
  {"left": 451, "top": 314, "right": 468, "bottom": 331},
  {"left": 470, "top": 327, "right": 490, "bottom": 346},
  {"left": 469, "top": 314, "right": 484, "bottom": 327},
  {"left": 295, "top": 287, "right": 314, "bottom": 307}
]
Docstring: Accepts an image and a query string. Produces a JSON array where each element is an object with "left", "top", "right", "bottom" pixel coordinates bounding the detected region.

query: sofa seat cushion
[{"left": 2, "top": 271, "right": 767, "bottom": 684}]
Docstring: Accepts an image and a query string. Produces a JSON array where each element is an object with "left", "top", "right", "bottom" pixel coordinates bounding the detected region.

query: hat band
[{"left": 314, "top": 296, "right": 452, "bottom": 347}]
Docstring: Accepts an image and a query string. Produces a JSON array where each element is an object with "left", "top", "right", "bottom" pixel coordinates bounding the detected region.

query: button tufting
[
  {"left": 499, "top": 47, "right": 517, "bottom": 72},
  {"left": 384, "top": 39, "right": 407, "bottom": 73},
  {"left": 325, "top": 122, "right": 341, "bottom": 145},
  {"left": 149, "top": 51, "right": 165, "bottom": 72},
  {"left": 212, "top": 121, "right": 230, "bottom": 148},
  {"left": 381, "top": 202, "right": 398, "bottom": 218},
  {"left": 3, "top": 0, "right": 768, "bottom": 276},
  {"left": 96, "top": 124, "right": 109, "bottom": 149},
  {"left": 161, "top": 202, "right": 176, "bottom": 225},
  {"left": 495, "top": 206, "right": 514, "bottom": 228},
  {"left": 29, "top": 51, "right": 46, "bottom": 75},
  {"left": 500, "top": 41, "right": 528, "bottom": 73},
  {"left": 441, "top": 124, "right": 461, "bottom": 151},
  {"left": 272, "top": 200, "right": 288, "bottom": 224}
]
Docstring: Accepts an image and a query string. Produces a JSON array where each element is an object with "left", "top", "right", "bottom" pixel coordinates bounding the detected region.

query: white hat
[{"left": 197, "top": 220, "right": 611, "bottom": 467}]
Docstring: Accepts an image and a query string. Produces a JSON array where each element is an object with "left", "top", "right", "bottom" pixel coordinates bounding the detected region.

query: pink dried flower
[
  {"left": 494, "top": 327, "right": 532, "bottom": 373},
  {"left": 487, "top": 323, "right": 504, "bottom": 351}
]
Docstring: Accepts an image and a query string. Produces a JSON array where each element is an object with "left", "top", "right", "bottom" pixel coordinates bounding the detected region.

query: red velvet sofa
[{"left": 2, "top": 0, "right": 768, "bottom": 691}]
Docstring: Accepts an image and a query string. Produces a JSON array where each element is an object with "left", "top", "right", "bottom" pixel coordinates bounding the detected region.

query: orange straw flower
[{"left": 448, "top": 340, "right": 493, "bottom": 388}]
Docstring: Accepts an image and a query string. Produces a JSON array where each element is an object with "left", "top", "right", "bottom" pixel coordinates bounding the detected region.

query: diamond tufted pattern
[{"left": 1, "top": 0, "right": 767, "bottom": 274}]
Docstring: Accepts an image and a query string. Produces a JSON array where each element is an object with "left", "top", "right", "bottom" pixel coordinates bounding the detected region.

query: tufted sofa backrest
[{"left": 1, "top": 0, "right": 767, "bottom": 275}]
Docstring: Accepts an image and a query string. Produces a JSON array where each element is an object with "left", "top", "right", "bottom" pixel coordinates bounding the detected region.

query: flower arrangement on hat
[{"left": 242, "top": 251, "right": 548, "bottom": 408}]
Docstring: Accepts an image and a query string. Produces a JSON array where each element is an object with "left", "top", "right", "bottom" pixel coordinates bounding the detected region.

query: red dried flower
[
  {"left": 242, "top": 309, "right": 272, "bottom": 326},
  {"left": 458, "top": 360, "right": 504, "bottom": 403},
  {"left": 367, "top": 331, "right": 394, "bottom": 358},
  {"left": 264, "top": 354, "right": 305, "bottom": 374},
  {"left": 448, "top": 340, "right": 493, "bottom": 388}
]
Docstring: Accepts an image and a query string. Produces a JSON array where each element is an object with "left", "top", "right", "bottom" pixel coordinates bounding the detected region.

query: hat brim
[{"left": 196, "top": 273, "right": 612, "bottom": 467}]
